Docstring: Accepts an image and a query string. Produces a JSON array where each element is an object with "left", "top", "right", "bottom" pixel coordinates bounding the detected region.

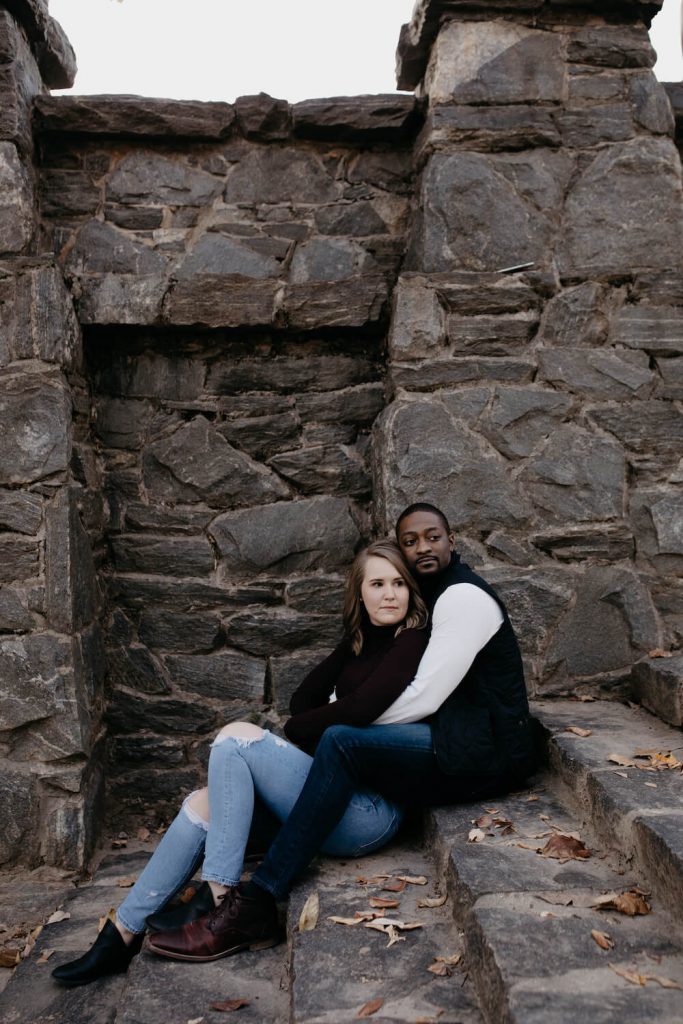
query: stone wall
[{"left": 0, "top": 0, "right": 681, "bottom": 859}]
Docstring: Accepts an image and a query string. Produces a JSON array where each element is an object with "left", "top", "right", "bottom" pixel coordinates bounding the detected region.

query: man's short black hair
[{"left": 395, "top": 503, "right": 451, "bottom": 536}]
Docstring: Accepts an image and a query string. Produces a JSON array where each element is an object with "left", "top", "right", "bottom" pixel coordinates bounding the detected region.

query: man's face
[{"left": 397, "top": 511, "right": 455, "bottom": 576}]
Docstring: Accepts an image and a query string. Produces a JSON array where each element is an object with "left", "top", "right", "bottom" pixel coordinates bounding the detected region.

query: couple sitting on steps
[{"left": 53, "top": 502, "right": 537, "bottom": 987}]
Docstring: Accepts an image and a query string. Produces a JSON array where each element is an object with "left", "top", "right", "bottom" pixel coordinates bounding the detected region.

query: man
[{"left": 147, "top": 502, "right": 537, "bottom": 961}]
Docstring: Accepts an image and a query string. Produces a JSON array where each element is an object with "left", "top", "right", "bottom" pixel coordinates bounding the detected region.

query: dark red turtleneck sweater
[{"left": 284, "top": 623, "right": 428, "bottom": 750}]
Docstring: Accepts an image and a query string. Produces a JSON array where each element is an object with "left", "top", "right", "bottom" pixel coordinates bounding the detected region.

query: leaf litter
[
  {"left": 591, "top": 889, "right": 651, "bottom": 916},
  {"left": 298, "top": 892, "right": 319, "bottom": 932},
  {"left": 357, "top": 998, "right": 383, "bottom": 1018}
]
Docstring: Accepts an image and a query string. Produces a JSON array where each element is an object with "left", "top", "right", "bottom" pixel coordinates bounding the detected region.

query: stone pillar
[
  {"left": 375, "top": 0, "right": 683, "bottom": 695},
  {"left": 0, "top": 2, "right": 104, "bottom": 870}
]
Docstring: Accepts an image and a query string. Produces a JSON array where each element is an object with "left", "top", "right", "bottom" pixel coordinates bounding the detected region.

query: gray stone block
[
  {"left": 40, "top": 168, "right": 100, "bottom": 217},
  {"left": 557, "top": 102, "right": 635, "bottom": 147},
  {"left": 93, "top": 397, "right": 153, "bottom": 450},
  {"left": 110, "top": 535, "right": 215, "bottom": 576},
  {"left": 225, "top": 146, "right": 338, "bottom": 204},
  {"left": 106, "top": 644, "right": 170, "bottom": 695},
  {"left": 90, "top": 348, "right": 205, "bottom": 400},
  {"left": 164, "top": 650, "right": 265, "bottom": 701},
  {"left": 537, "top": 282, "right": 610, "bottom": 347},
  {"left": 224, "top": 608, "right": 341, "bottom": 656},
  {"left": 35, "top": 94, "right": 237, "bottom": 138},
  {"left": 234, "top": 92, "right": 290, "bottom": 139},
  {"left": 588, "top": 400, "right": 683, "bottom": 455},
  {"left": 0, "top": 632, "right": 72, "bottom": 731},
  {"left": 109, "top": 576, "right": 283, "bottom": 611},
  {"left": 268, "top": 444, "right": 369, "bottom": 496},
  {"left": 9, "top": 262, "right": 81, "bottom": 366},
  {"left": 108, "top": 735, "right": 185, "bottom": 769},
  {"left": 423, "top": 103, "right": 560, "bottom": 152},
  {"left": 632, "top": 654, "right": 683, "bottom": 726},
  {"left": 629, "top": 72, "right": 676, "bottom": 134},
  {"left": 289, "top": 237, "right": 367, "bottom": 284},
  {"left": 76, "top": 272, "right": 167, "bottom": 325},
  {"left": 106, "top": 151, "right": 222, "bottom": 206},
  {"left": 567, "top": 24, "right": 657, "bottom": 68},
  {"left": 611, "top": 305, "right": 683, "bottom": 355},
  {"left": 218, "top": 411, "right": 300, "bottom": 459},
  {"left": 292, "top": 94, "right": 418, "bottom": 142},
  {"left": 284, "top": 575, "right": 345, "bottom": 615},
  {"left": 0, "top": 142, "right": 32, "bottom": 252},
  {"left": 479, "top": 386, "right": 572, "bottom": 459},
  {"left": 388, "top": 275, "right": 446, "bottom": 360},
  {"left": 207, "top": 350, "right": 376, "bottom": 396},
  {"left": 295, "top": 384, "right": 384, "bottom": 426},
  {"left": 138, "top": 609, "right": 221, "bottom": 653},
  {"left": 164, "top": 274, "right": 277, "bottom": 327},
  {"left": 314, "top": 200, "right": 388, "bottom": 237},
  {"left": 0, "top": 764, "right": 38, "bottom": 865},
  {"left": 106, "top": 689, "right": 218, "bottom": 735},
  {"left": 484, "top": 567, "right": 574, "bottom": 660},
  {"left": 538, "top": 348, "right": 653, "bottom": 399},
  {"left": 210, "top": 496, "right": 360, "bottom": 575},
  {"left": 390, "top": 356, "right": 535, "bottom": 391},
  {"left": 631, "top": 489, "right": 683, "bottom": 571},
  {"left": 531, "top": 524, "right": 635, "bottom": 562},
  {"left": 65, "top": 220, "right": 167, "bottom": 275},
  {"left": 0, "top": 369, "right": 70, "bottom": 484},
  {"left": 0, "top": 490, "right": 42, "bottom": 535},
  {"left": 45, "top": 487, "right": 99, "bottom": 633},
  {"left": 446, "top": 312, "right": 538, "bottom": 357},
  {"left": 0, "top": 586, "right": 32, "bottom": 631},
  {"left": 281, "top": 277, "right": 389, "bottom": 329},
  {"left": 176, "top": 231, "right": 281, "bottom": 279},
  {"left": 0, "top": 536, "right": 39, "bottom": 583}
]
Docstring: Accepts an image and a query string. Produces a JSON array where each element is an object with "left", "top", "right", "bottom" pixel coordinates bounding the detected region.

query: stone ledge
[
  {"left": 2, "top": 0, "right": 76, "bottom": 88},
  {"left": 396, "top": 0, "right": 664, "bottom": 91},
  {"left": 664, "top": 82, "right": 683, "bottom": 146},
  {"left": 632, "top": 654, "right": 683, "bottom": 727},
  {"left": 34, "top": 92, "right": 421, "bottom": 144}
]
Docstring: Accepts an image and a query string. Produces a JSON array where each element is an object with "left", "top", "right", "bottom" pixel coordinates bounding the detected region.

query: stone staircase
[{"left": 1, "top": 692, "right": 682, "bottom": 1023}]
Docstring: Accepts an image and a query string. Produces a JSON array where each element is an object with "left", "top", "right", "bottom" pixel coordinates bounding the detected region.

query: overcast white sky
[{"left": 49, "top": 0, "right": 682, "bottom": 103}]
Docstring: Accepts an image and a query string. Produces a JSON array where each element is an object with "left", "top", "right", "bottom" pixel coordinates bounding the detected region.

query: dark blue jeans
[{"left": 252, "top": 723, "right": 510, "bottom": 899}]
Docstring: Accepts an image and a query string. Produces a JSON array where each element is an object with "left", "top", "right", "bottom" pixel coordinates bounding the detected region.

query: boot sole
[{"left": 144, "top": 934, "right": 280, "bottom": 962}]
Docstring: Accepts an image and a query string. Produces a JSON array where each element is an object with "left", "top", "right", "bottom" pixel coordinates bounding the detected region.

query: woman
[{"left": 52, "top": 540, "right": 428, "bottom": 986}]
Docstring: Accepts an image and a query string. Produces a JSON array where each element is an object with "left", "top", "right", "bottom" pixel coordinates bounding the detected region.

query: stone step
[
  {"left": 533, "top": 698, "right": 683, "bottom": 916},
  {"left": 632, "top": 654, "right": 683, "bottom": 728},
  {"left": 426, "top": 772, "right": 683, "bottom": 1024},
  {"left": 286, "top": 837, "right": 482, "bottom": 1024}
]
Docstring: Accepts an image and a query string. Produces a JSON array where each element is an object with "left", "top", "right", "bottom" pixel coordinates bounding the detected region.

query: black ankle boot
[
  {"left": 145, "top": 881, "right": 216, "bottom": 933},
  {"left": 51, "top": 919, "right": 143, "bottom": 987}
]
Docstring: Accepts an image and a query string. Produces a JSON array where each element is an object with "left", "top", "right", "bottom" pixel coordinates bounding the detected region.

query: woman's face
[{"left": 360, "top": 555, "right": 410, "bottom": 627}]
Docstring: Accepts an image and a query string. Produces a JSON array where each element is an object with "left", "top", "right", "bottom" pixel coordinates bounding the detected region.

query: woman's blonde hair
[{"left": 343, "top": 540, "right": 428, "bottom": 655}]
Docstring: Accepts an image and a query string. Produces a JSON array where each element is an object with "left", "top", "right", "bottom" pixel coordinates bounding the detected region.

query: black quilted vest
[{"left": 423, "top": 554, "right": 537, "bottom": 779}]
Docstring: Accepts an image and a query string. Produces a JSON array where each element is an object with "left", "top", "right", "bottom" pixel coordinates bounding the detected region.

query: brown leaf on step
[
  {"left": 357, "top": 998, "right": 384, "bottom": 1017},
  {"left": 540, "top": 912, "right": 557, "bottom": 918},
  {"left": 385, "top": 925, "right": 405, "bottom": 948},
  {"left": 396, "top": 875, "right": 428, "bottom": 885},
  {"left": 111, "top": 839, "right": 127, "bottom": 849},
  {"left": 538, "top": 834, "right": 591, "bottom": 862},
  {"left": 608, "top": 753, "right": 638, "bottom": 768},
  {"left": 609, "top": 964, "right": 647, "bottom": 986},
  {"left": 209, "top": 998, "right": 250, "bottom": 1012},
  {"left": 468, "top": 828, "right": 486, "bottom": 843},
  {"left": 116, "top": 876, "right": 137, "bottom": 888},
  {"left": 576, "top": 695, "right": 596, "bottom": 702},
  {"left": 427, "top": 960, "right": 451, "bottom": 977},
  {"left": 381, "top": 877, "right": 406, "bottom": 893},
  {"left": 646, "top": 974, "right": 683, "bottom": 990},
  {"left": 356, "top": 874, "right": 389, "bottom": 885},
  {"left": 98, "top": 908, "right": 116, "bottom": 932},
  {"left": 0, "top": 948, "right": 20, "bottom": 968},
  {"left": 592, "top": 890, "right": 651, "bottom": 916},
  {"left": 525, "top": 795, "right": 539, "bottom": 801},
  {"left": 368, "top": 897, "right": 399, "bottom": 909},
  {"left": 137, "top": 827, "right": 151, "bottom": 841},
  {"left": 565, "top": 726, "right": 593, "bottom": 737},
  {"left": 474, "top": 813, "right": 493, "bottom": 828},
  {"left": 648, "top": 648, "right": 673, "bottom": 658},
  {"left": 354, "top": 911, "right": 380, "bottom": 921},
  {"left": 417, "top": 894, "right": 448, "bottom": 909},
  {"left": 328, "top": 916, "right": 364, "bottom": 926},
  {"left": 364, "top": 918, "right": 423, "bottom": 932},
  {"left": 644, "top": 782, "right": 657, "bottom": 788},
  {"left": 512, "top": 841, "right": 540, "bottom": 851},
  {"left": 298, "top": 892, "right": 319, "bottom": 932},
  {"left": 36, "top": 948, "right": 56, "bottom": 964},
  {"left": 614, "top": 770, "right": 629, "bottom": 778},
  {"left": 591, "top": 929, "right": 614, "bottom": 951},
  {"left": 46, "top": 910, "right": 71, "bottom": 924}
]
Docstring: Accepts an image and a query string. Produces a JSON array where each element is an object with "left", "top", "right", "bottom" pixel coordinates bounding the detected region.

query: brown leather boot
[{"left": 145, "top": 882, "right": 280, "bottom": 962}]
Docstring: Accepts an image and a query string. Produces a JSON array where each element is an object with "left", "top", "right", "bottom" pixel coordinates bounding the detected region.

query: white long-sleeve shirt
[{"left": 373, "top": 583, "right": 503, "bottom": 725}]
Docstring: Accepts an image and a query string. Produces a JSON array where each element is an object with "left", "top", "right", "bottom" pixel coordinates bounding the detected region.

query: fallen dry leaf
[
  {"left": 427, "top": 960, "right": 451, "bottom": 977},
  {"left": 614, "top": 770, "right": 629, "bottom": 778},
  {"left": 397, "top": 875, "right": 428, "bottom": 886},
  {"left": 328, "top": 916, "right": 364, "bottom": 927},
  {"left": 591, "top": 930, "right": 614, "bottom": 951},
  {"left": 592, "top": 890, "right": 651, "bottom": 916},
  {"left": 46, "top": 910, "right": 71, "bottom": 925},
  {"left": 644, "top": 782, "right": 658, "bottom": 788},
  {"left": 356, "top": 874, "right": 389, "bottom": 885},
  {"left": 357, "top": 998, "right": 383, "bottom": 1017},
  {"left": 565, "top": 726, "right": 593, "bottom": 737},
  {"left": 209, "top": 998, "right": 250, "bottom": 1012},
  {"left": 385, "top": 925, "right": 405, "bottom": 948},
  {"left": 648, "top": 648, "right": 673, "bottom": 658},
  {"left": 116, "top": 876, "right": 136, "bottom": 888},
  {"left": 368, "top": 897, "right": 399, "bottom": 910},
  {"left": 354, "top": 911, "right": 380, "bottom": 921},
  {"left": 363, "top": 918, "right": 423, "bottom": 932},
  {"left": 526, "top": 795, "right": 540, "bottom": 802},
  {"left": 576, "top": 695, "right": 596, "bottom": 702},
  {"left": 111, "top": 839, "right": 127, "bottom": 849},
  {"left": 538, "top": 834, "right": 591, "bottom": 862},
  {"left": 187, "top": 1017, "right": 204, "bottom": 1024},
  {"left": 0, "top": 949, "right": 20, "bottom": 968},
  {"left": 98, "top": 908, "right": 116, "bottom": 932},
  {"left": 36, "top": 948, "right": 56, "bottom": 964},
  {"left": 298, "top": 893, "right": 319, "bottom": 932},
  {"left": 468, "top": 828, "right": 486, "bottom": 843},
  {"left": 609, "top": 964, "right": 647, "bottom": 986},
  {"left": 418, "top": 894, "right": 448, "bottom": 909},
  {"left": 381, "top": 877, "right": 406, "bottom": 893},
  {"left": 137, "top": 827, "right": 151, "bottom": 841},
  {"left": 608, "top": 753, "right": 638, "bottom": 768},
  {"left": 646, "top": 974, "right": 683, "bottom": 990},
  {"left": 474, "top": 813, "right": 493, "bottom": 828}
]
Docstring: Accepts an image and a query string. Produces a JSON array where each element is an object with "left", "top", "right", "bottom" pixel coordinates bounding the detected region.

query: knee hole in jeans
[
  {"left": 211, "top": 721, "right": 265, "bottom": 748},
  {"left": 182, "top": 789, "right": 210, "bottom": 830}
]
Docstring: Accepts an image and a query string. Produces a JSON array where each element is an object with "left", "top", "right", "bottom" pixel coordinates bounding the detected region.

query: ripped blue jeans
[{"left": 116, "top": 729, "right": 403, "bottom": 933}]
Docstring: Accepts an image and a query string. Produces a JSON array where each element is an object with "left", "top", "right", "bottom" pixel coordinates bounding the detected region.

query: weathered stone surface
[
  {"left": 557, "top": 102, "right": 635, "bottom": 148},
  {"left": 538, "top": 347, "right": 653, "bottom": 399},
  {"left": 632, "top": 269, "right": 683, "bottom": 308},
  {"left": 75, "top": 272, "right": 168, "bottom": 325},
  {"left": 225, "top": 147, "right": 338, "bottom": 204},
  {"left": 224, "top": 608, "right": 340, "bottom": 656},
  {"left": 234, "top": 92, "right": 289, "bottom": 139},
  {"left": 289, "top": 237, "right": 368, "bottom": 283},
  {"left": 110, "top": 535, "right": 215, "bottom": 576},
  {"left": 531, "top": 523, "right": 634, "bottom": 562},
  {"left": 107, "top": 690, "right": 218, "bottom": 735},
  {"left": 210, "top": 497, "right": 361, "bottom": 575},
  {"left": 269, "top": 648, "right": 334, "bottom": 714},
  {"left": 520, "top": 425, "right": 625, "bottom": 523},
  {"left": 485, "top": 567, "right": 574, "bottom": 661},
  {"left": 281, "top": 277, "right": 389, "bottom": 329},
  {"left": 433, "top": 272, "right": 541, "bottom": 315},
  {"left": 138, "top": 610, "right": 221, "bottom": 653},
  {"left": 89, "top": 348, "right": 205, "bottom": 400},
  {"left": 0, "top": 765, "right": 37, "bottom": 865},
  {"left": 292, "top": 94, "right": 419, "bottom": 142},
  {"left": 93, "top": 397, "right": 153, "bottom": 450},
  {"left": 0, "top": 12, "right": 43, "bottom": 153},
  {"left": 0, "top": 536, "right": 39, "bottom": 583},
  {"left": 537, "top": 282, "right": 610, "bottom": 347},
  {"left": 479, "top": 386, "right": 572, "bottom": 459},
  {"left": 164, "top": 275, "right": 277, "bottom": 328},
  {"left": 654, "top": 355, "right": 683, "bottom": 400},
  {"left": 123, "top": 503, "right": 214, "bottom": 534},
  {"left": 219, "top": 411, "right": 300, "bottom": 460},
  {"left": 446, "top": 312, "right": 538, "bottom": 356},
  {"left": 109, "top": 735, "right": 185, "bottom": 768},
  {"left": 0, "top": 633, "right": 72, "bottom": 731},
  {"left": 567, "top": 25, "right": 656, "bottom": 69},
  {"left": 207, "top": 351, "right": 376, "bottom": 395},
  {"left": 295, "top": 384, "right": 384, "bottom": 426},
  {"left": 107, "top": 151, "right": 222, "bottom": 206},
  {"left": 388, "top": 275, "right": 445, "bottom": 360},
  {"left": 314, "top": 201, "right": 388, "bottom": 237},
  {"left": 633, "top": 654, "right": 683, "bottom": 727},
  {"left": 557, "top": 139, "right": 683, "bottom": 278},
  {"left": 143, "top": 416, "right": 288, "bottom": 507},
  {"left": 543, "top": 566, "right": 659, "bottom": 683},
  {"left": 611, "top": 305, "right": 683, "bottom": 355},
  {"left": 419, "top": 149, "right": 572, "bottom": 272},
  {"left": 0, "top": 370, "right": 70, "bottom": 483},
  {"left": 423, "top": 102, "right": 560, "bottom": 153},
  {"left": 8, "top": 262, "right": 81, "bottom": 365},
  {"left": 425, "top": 22, "right": 565, "bottom": 105},
  {"left": 588, "top": 400, "right": 683, "bottom": 455},
  {"left": 45, "top": 487, "right": 99, "bottom": 633},
  {"left": 390, "top": 356, "right": 535, "bottom": 391},
  {"left": 105, "top": 205, "right": 164, "bottom": 229},
  {"left": 65, "top": 220, "right": 167, "bottom": 275},
  {"left": 106, "top": 643, "right": 170, "bottom": 695},
  {"left": 35, "top": 95, "right": 237, "bottom": 138},
  {"left": 0, "top": 142, "right": 32, "bottom": 252},
  {"left": 0, "top": 490, "right": 42, "bottom": 534},
  {"left": 629, "top": 73, "right": 676, "bottom": 135},
  {"left": 176, "top": 232, "right": 281, "bottom": 279},
  {"left": 40, "top": 168, "right": 100, "bottom": 217},
  {"left": 109, "top": 576, "right": 282, "bottom": 611},
  {"left": 284, "top": 575, "right": 345, "bottom": 615},
  {"left": 268, "top": 444, "right": 368, "bottom": 496},
  {"left": 631, "top": 489, "right": 683, "bottom": 569},
  {"left": 164, "top": 650, "right": 265, "bottom": 701},
  {"left": 373, "top": 398, "right": 531, "bottom": 531},
  {"left": 0, "top": 586, "right": 32, "bottom": 631}
]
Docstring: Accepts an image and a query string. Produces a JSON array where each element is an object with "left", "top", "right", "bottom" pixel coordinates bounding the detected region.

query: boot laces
[{"left": 207, "top": 887, "right": 239, "bottom": 932}]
